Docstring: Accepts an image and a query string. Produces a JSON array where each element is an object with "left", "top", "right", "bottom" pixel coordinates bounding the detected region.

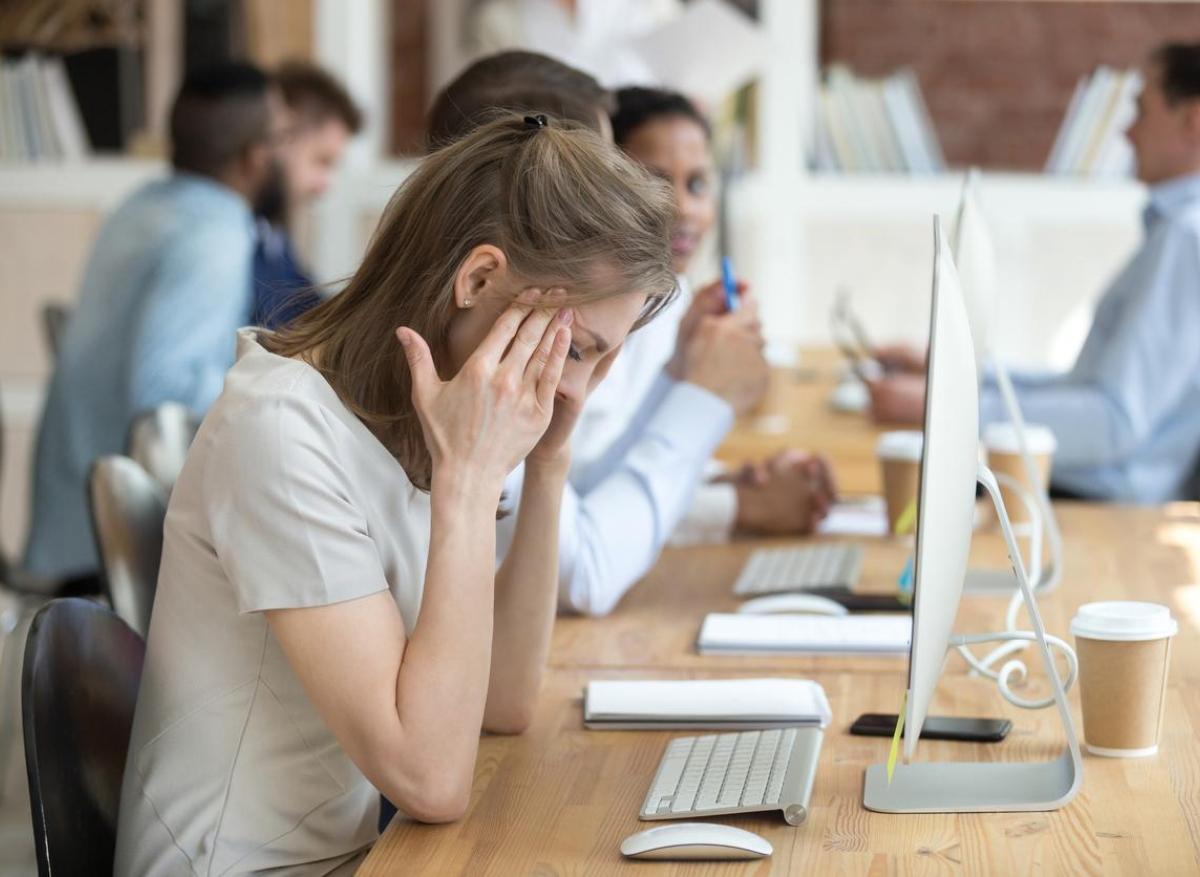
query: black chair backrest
[{"left": 21, "top": 598, "right": 144, "bottom": 877}]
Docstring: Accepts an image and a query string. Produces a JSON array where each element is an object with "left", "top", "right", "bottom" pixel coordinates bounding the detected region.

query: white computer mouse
[
  {"left": 620, "top": 823, "right": 772, "bottom": 860},
  {"left": 736, "top": 593, "right": 849, "bottom": 616},
  {"left": 828, "top": 379, "right": 869, "bottom": 413}
]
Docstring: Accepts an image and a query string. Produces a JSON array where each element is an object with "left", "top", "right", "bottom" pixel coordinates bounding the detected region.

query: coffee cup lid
[
  {"left": 1069, "top": 601, "right": 1178, "bottom": 642},
  {"left": 876, "top": 430, "right": 923, "bottom": 461},
  {"left": 984, "top": 422, "right": 1057, "bottom": 455}
]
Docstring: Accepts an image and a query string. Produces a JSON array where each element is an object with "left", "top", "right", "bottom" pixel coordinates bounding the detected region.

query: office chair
[
  {"left": 1185, "top": 449, "right": 1200, "bottom": 502},
  {"left": 88, "top": 456, "right": 167, "bottom": 637},
  {"left": 22, "top": 598, "right": 145, "bottom": 877},
  {"left": 0, "top": 378, "right": 60, "bottom": 598},
  {"left": 127, "top": 402, "right": 200, "bottom": 493},
  {"left": 39, "top": 303, "right": 71, "bottom": 361}
]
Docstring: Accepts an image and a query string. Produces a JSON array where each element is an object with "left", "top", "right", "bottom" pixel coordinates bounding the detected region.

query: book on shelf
[
  {"left": 0, "top": 53, "right": 91, "bottom": 162},
  {"left": 814, "top": 65, "right": 945, "bottom": 175},
  {"left": 1045, "top": 66, "right": 1139, "bottom": 178}
]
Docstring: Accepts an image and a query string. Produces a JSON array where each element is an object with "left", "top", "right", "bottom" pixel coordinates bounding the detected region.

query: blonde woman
[{"left": 115, "top": 114, "right": 676, "bottom": 875}]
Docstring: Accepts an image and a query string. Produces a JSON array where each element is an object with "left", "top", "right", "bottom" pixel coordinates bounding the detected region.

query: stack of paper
[
  {"left": 814, "top": 65, "right": 945, "bottom": 174},
  {"left": 1045, "top": 67, "right": 1140, "bottom": 178},
  {"left": 697, "top": 613, "right": 911, "bottom": 656},
  {"left": 584, "top": 678, "right": 831, "bottom": 730},
  {"left": 0, "top": 54, "right": 90, "bottom": 162}
]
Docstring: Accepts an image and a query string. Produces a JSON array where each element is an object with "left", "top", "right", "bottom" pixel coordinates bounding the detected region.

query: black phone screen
[{"left": 849, "top": 712, "right": 1011, "bottom": 742}]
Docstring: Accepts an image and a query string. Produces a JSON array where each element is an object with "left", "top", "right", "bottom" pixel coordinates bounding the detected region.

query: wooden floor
[{"left": 360, "top": 355, "right": 1200, "bottom": 876}]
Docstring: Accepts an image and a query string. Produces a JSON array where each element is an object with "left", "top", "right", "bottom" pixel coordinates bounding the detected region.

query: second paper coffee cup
[
  {"left": 876, "top": 431, "right": 922, "bottom": 535},
  {"left": 983, "top": 422, "right": 1056, "bottom": 525}
]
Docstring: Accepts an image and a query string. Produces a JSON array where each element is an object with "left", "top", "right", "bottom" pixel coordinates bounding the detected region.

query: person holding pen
[
  {"left": 424, "top": 64, "right": 838, "bottom": 616},
  {"left": 115, "top": 114, "right": 678, "bottom": 873}
]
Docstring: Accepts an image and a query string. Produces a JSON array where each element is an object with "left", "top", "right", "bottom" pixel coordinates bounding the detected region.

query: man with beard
[
  {"left": 24, "top": 62, "right": 288, "bottom": 585},
  {"left": 251, "top": 62, "right": 362, "bottom": 330}
]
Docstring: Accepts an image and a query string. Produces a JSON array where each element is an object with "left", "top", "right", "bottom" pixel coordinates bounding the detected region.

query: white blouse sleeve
[{"left": 204, "top": 395, "right": 391, "bottom": 613}]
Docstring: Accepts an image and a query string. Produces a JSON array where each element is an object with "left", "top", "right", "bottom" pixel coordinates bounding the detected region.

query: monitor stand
[
  {"left": 862, "top": 462, "right": 1083, "bottom": 813},
  {"left": 964, "top": 356, "right": 1063, "bottom": 597}
]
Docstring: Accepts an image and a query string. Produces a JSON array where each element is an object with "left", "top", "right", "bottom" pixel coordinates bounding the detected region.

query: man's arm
[{"left": 980, "top": 225, "right": 1200, "bottom": 469}]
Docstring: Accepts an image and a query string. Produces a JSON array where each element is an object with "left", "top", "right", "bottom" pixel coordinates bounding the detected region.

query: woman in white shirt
[{"left": 114, "top": 113, "right": 676, "bottom": 875}]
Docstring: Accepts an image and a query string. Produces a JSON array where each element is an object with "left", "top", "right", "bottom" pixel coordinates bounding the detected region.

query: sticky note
[
  {"left": 887, "top": 692, "right": 907, "bottom": 784},
  {"left": 894, "top": 498, "right": 917, "bottom": 535}
]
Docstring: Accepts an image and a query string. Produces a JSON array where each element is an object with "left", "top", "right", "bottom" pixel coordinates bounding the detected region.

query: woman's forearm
[
  {"left": 484, "top": 458, "right": 568, "bottom": 733},
  {"left": 392, "top": 469, "right": 501, "bottom": 809}
]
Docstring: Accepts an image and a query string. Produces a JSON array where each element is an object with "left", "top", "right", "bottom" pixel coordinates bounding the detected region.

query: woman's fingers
[
  {"left": 535, "top": 327, "right": 571, "bottom": 411},
  {"left": 526, "top": 309, "right": 573, "bottom": 384},
  {"left": 472, "top": 302, "right": 533, "bottom": 364},
  {"left": 395, "top": 327, "right": 438, "bottom": 405},
  {"left": 503, "top": 305, "right": 557, "bottom": 376}
]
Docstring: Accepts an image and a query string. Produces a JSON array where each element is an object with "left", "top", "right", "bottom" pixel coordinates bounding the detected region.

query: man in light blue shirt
[
  {"left": 25, "top": 63, "right": 288, "bottom": 581},
  {"left": 868, "top": 43, "right": 1200, "bottom": 503}
]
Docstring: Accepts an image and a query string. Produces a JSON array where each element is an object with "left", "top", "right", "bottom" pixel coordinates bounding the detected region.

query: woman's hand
[{"left": 397, "top": 303, "right": 572, "bottom": 493}]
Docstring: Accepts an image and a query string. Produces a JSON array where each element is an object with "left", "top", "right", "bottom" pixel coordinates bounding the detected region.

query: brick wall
[
  {"left": 391, "top": 0, "right": 429, "bottom": 155},
  {"left": 821, "top": 0, "right": 1200, "bottom": 170}
]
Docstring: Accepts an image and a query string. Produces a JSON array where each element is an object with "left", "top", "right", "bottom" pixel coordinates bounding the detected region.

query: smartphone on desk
[
  {"left": 805, "top": 587, "right": 909, "bottom": 613},
  {"left": 850, "top": 713, "right": 1011, "bottom": 743}
]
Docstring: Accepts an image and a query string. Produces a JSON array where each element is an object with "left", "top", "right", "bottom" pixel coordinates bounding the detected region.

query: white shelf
[
  {"left": 733, "top": 170, "right": 1146, "bottom": 222},
  {"left": 0, "top": 158, "right": 164, "bottom": 209}
]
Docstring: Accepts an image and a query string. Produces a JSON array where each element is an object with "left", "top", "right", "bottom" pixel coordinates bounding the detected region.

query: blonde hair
[{"left": 264, "top": 114, "right": 677, "bottom": 490}]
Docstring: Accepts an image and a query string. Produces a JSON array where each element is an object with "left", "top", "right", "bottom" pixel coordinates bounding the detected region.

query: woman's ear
[{"left": 454, "top": 244, "right": 509, "bottom": 310}]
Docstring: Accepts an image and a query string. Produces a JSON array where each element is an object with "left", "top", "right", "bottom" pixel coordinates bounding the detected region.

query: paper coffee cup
[
  {"left": 984, "top": 423, "right": 1056, "bottom": 525},
  {"left": 876, "top": 431, "right": 922, "bottom": 535},
  {"left": 1069, "top": 601, "right": 1177, "bottom": 757}
]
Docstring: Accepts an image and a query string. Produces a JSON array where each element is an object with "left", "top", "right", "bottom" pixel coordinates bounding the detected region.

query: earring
[{"left": 462, "top": 298, "right": 472, "bottom": 308}]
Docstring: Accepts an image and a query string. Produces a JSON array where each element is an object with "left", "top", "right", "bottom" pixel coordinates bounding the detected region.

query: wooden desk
[
  {"left": 715, "top": 348, "right": 885, "bottom": 495},
  {"left": 362, "top": 353, "right": 1200, "bottom": 875},
  {"left": 363, "top": 500, "right": 1200, "bottom": 875}
]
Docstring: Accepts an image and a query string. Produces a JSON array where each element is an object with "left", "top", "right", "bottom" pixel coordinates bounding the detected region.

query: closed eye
[{"left": 567, "top": 344, "right": 583, "bottom": 362}]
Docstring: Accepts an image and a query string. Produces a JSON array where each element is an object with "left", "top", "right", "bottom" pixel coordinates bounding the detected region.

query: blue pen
[{"left": 720, "top": 256, "right": 738, "bottom": 312}]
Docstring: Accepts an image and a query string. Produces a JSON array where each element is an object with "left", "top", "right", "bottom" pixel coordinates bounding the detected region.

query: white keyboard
[
  {"left": 733, "top": 544, "right": 863, "bottom": 596},
  {"left": 697, "top": 613, "right": 912, "bottom": 655},
  {"left": 639, "top": 728, "right": 823, "bottom": 826}
]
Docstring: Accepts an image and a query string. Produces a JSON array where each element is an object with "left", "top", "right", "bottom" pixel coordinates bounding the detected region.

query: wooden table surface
[{"left": 361, "top": 357, "right": 1200, "bottom": 876}]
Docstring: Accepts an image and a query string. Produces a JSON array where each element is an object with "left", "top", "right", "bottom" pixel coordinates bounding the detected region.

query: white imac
[
  {"left": 954, "top": 169, "right": 1065, "bottom": 598},
  {"left": 862, "top": 218, "right": 1082, "bottom": 813}
]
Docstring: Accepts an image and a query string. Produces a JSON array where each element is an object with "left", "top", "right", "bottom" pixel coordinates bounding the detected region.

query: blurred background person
[
  {"left": 23, "top": 62, "right": 287, "bottom": 584},
  {"left": 866, "top": 42, "right": 1200, "bottom": 504},
  {"left": 252, "top": 61, "right": 363, "bottom": 329}
]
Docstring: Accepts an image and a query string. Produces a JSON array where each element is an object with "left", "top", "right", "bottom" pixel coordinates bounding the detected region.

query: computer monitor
[
  {"left": 952, "top": 168, "right": 997, "bottom": 373},
  {"left": 903, "top": 215, "right": 981, "bottom": 760},
  {"left": 862, "top": 217, "right": 1082, "bottom": 813},
  {"left": 953, "top": 170, "right": 1063, "bottom": 596}
]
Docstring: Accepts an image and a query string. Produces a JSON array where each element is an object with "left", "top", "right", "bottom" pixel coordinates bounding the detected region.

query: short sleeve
[{"left": 205, "top": 394, "right": 390, "bottom": 613}]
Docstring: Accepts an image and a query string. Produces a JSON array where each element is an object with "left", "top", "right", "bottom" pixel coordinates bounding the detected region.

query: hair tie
[{"left": 524, "top": 113, "right": 548, "bottom": 130}]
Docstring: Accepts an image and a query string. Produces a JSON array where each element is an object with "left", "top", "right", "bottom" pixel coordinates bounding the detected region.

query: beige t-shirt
[{"left": 115, "top": 330, "right": 431, "bottom": 875}]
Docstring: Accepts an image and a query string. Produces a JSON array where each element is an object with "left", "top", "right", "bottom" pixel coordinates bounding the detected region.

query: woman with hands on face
[{"left": 114, "top": 114, "right": 676, "bottom": 876}]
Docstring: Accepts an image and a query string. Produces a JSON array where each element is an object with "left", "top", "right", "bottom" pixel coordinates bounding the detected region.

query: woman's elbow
[
  {"left": 483, "top": 704, "right": 536, "bottom": 736},
  {"left": 395, "top": 774, "right": 472, "bottom": 824}
]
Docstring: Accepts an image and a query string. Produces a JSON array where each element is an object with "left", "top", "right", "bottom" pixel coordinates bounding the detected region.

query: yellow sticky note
[
  {"left": 887, "top": 692, "right": 907, "bottom": 784},
  {"left": 894, "top": 499, "right": 917, "bottom": 536}
]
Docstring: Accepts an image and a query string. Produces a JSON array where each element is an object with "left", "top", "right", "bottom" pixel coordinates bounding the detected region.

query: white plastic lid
[
  {"left": 1069, "top": 601, "right": 1178, "bottom": 642},
  {"left": 984, "top": 422, "right": 1057, "bottom": 455},
  {"left": 876, "top": 430, "right": 923, "bottom": 462}
]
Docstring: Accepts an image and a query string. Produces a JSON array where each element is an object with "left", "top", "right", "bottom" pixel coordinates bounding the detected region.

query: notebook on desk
[
  {"left": 697, "top": 613, "right": 912, "bottom": 656},
  {"left": 583, "top": 678, "right": 831, "bottom": 730}
]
